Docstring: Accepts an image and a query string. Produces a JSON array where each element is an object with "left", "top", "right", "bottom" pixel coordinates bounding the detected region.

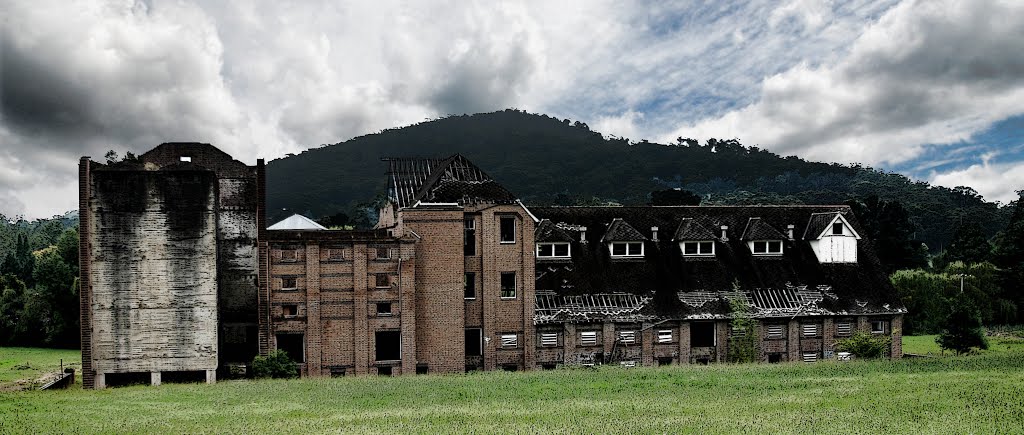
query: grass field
[
  {"left": 0, "top": 348, "right": 80, "bottom": 387},
  {"left": 902, "top": 334, "right": 1024, "bottom": 355},
  {"left": 2, "top": 350, "right": 1023, "bottom": 433}
]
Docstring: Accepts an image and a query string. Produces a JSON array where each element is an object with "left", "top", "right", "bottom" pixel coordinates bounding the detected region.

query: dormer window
[
  {"left": 832, "top": 222, "right": 844, "bottom": 235},
  {"left": 751, "top": 240, "right": 783, "bottom": 255},
  {"left": 610, "top": 242, "right": 643, "bottom": 258},
  {"left": 681, "top": 241, "right": 715, "bottom": 256},
  {"left": 537, "top": 242, "right": 570, "bottom": 258},
  {"left": 180, "top": 156, "right": 192, "bottom": 162},
  {"left": 805, "top": 212, "right": 861, "bottom": 263}
]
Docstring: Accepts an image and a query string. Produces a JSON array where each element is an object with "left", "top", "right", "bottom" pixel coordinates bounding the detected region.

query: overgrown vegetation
[
  {"left": 2, "top": 351, "right": 1023, "bottom": 433},
  {"left": 835, "top": 331, "right": 891, "bottom": 359},
  {"left": 727, "top": 297, "right": 758, "bottom": 363},
  {"left": 251, "top": 350, "right": 298, "bottom": 379}
]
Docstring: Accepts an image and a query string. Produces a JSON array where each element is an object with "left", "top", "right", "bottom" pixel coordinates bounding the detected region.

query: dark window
[
  {"left": 465, "top": 329, "right": 482, "bottom": 356},
  {"left": 554, "top": 243, "right": 569, "bottom": 257},
  {"left": 464, "top": 218, "right": 476, "bottom": 256},
  {"left": 684, "top": 242, "right": 698, "bottom": 255},
  {"left": 690, "top": 322, "right": 715, "bottom": 347},
  {"left": 501, "top": 364, "right": 518, "bottom": 372},
  {"left": 657, "top": 357, "right": 673, "bottom": 366},
  {"left": 376, "top": 247, "right": 391, "bottom": 259},
  {"left": 329, "top": 367, "right": 345, "bottom": 377},
  {"left": 375, "top": 330, "right": 401, "bottom": 361},
  {"left": 281, "top": 276, "right": 297, "bottom": 289},
  {"left": 375, "top": 273, "right": 389, "bottom": 288},
  {"left": 768, "top": 353, "right": 783, "bottom": 363},
  {"left": 416, "top": 364, "right": 429, "bottom": 375},
  {"left": 538, "top": 244, "right": 553, "bottom": 257},
  {"left": 871, "top": 320, "right": 887, "bottom": 334},
  {"left": 378, "top": 366, "right": 392, "bottom": 376},
  {"left": 376, "top": 302, "right": 392, "bottom": 316},
  {"left": 611, "top": 242, "right": 643, "bottom": 257},
  {"left": 464, "top": 272, "right": 476, "bottom": 299},
  {"left": 832, "top": 222, "right": 844, "bottom": 235},
  {"left": 500, "top": 272, "right": 516, "bottom": 298},
  {"left": 542, "top": 363, "right": 557, "bottom": 370},
  {"left": 276, "top": 334, "right": 304, "bottom": 363},
  {"left": 767, "top": 241, "right": 782, "bottom": 253},
  {"left": 500, "top": 217, "right": 515, "bottom": 243},
  {"left": 282, "top": 304, "right": 297, "bottom": 317}
]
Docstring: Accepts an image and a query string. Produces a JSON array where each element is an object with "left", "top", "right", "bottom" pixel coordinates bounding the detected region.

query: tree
[
  {"left": 936, "top": 294, "right": 989, "bottom": 355},
  {"left": 0, "top": 274, "right": 28, "bottom": 346},
  {"left": 1, "top": 234, "right": 35, "bottom": 288},
  {"left": 935, "top": 223, "right": 991, "bottom": 268},
  {"left": 992, "top": 191, "right": 1024, "bottom": 320},
  {"left": 846, "top": 196, "right": 927, "bottom": 273},
  {"left": 726, "top": 297, "right": 758, "bottom": 363},
  {"left": 650, "top": 188, "right": 701, "bottom": 206}
]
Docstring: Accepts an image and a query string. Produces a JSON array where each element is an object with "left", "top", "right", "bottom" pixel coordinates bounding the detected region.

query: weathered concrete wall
[
  {"left": 88, "top": 170, "right": 219, "bottom": 376},
  {"left": 216, "top": 180, "right": 259, "bottom": 364}
]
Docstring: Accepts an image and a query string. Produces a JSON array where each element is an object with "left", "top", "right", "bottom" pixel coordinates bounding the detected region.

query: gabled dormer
[
  {"left": 741, "top": 217, "right": 786, "bottom": 256},
  {"left": 601, "top": 218, "right": 647, "bottom": 258},
  {"left": 673, "top": 218, "right": 718, "bottom": 257},
  {"left": 804, "top": 212, "right": 861, "bottom": 263},
  {"left": 534, "top": 219, "right": 574, "bottom": 260}
]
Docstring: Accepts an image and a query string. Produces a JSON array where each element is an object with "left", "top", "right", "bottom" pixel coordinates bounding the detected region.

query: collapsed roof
[{"left": 384, "top": 154, "right": 517, "bottom": 207}]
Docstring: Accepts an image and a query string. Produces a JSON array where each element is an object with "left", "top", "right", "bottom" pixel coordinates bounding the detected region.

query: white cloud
[
  {"left": 668, "top": 0, "right": 1024, "bottom": 166},
  {"left": 930, "top": 160, "right": 1024, "bottom": 204}
]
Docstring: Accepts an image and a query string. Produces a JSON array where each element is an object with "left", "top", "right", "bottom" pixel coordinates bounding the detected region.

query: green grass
[
  {"left": 903, "top": 334, "right": 1024, "bottom": 356},
  {"left": 0, "top": 347, "right": 80, "bottom": 386},
  {"left": 2, "top": 352, "right": 1024, "bottom": 433}
]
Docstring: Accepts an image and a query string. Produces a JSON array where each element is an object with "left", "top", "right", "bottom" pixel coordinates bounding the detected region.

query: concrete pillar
[
  {"left": 788, "top": 320, "right": 800, "bottom": 362},
  {"left": 563, "top": 323, "right": 577, "bottom": 365},
  {"left": 94, "top": 373, "right": 105, "bottom": 389},
  {"left": 678, "top": 322, "right": 691, "bottom": 364},
  {"left": 603, "top": 322, "right": 615, "bottom": 364},
  {"left": 150, "top": 372, "right": 161, "bottom": 386},
  {"left": 206, "top": 370, "right": 216, "bottom": 384}
]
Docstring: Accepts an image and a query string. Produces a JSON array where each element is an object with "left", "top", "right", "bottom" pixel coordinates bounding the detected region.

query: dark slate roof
[
  {"left": 530, "top": 206, "right": 902, "bottom": 319},
  {"left": 740, "top": 217, "right": 787, "bottom": 240},
  {"left": 803, "top": 212, "right": 839, "bottom": 240},
  {"left": 385, "top": 154, "right": 516, "bottom": 207},
  {"left": 600, "top": 218, "right": 648, "bottom": 242},
  {"left": 673, "top": 218, "right": 718, "bottom": 241},
  {"left": 536, "top": 220, "right": 576, "bottom": 243}
]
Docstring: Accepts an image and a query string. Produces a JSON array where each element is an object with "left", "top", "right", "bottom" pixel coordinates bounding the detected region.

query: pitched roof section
[
  {"left": 535, "top": 219, "right": 577, "bottom": 243},
  {"left": 740, "top": 217, "right": 787, "bottom": 240},
  {"left": 803, "top": 212, "right": 862, "bottom": 240},
  {"left": 600, "top": 218, "right": 648, "bottom": 242},
  {"left": 673, "top": 218, "right": 718, "bottom": 240},
  {"left": 268, "top": 214, "right": 327, "bottom": 230},
  {"left": 385, "top": 154, "right": 516, "bottom": 207}
]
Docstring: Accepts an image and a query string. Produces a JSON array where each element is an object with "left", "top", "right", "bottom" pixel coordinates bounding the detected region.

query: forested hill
[{"left": 265, "top": 109, "right": 1011, "bottom": 251}]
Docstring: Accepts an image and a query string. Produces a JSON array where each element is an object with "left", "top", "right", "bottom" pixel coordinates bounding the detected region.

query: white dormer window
[
  {"left": 610, "top": 242, "right": 644, "bottom": 258},
  {"left": 681, "top": 241, "right": 715, "bottom": 256},
  {"left": 808, "top": 213, "right": 861, "bottom": 264},
  {"left": 537, "top": 242, "right": 571, "bottom": 258},
  {"left": 751, "top": 240, "right": 783, "bottom": 255}
]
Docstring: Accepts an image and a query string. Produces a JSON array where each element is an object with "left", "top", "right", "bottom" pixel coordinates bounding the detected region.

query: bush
[
  {"left": 936, "top": 295, "right": 989, "bottom": 355},
  {"left": 836, "top": 331, "right": 891, "bottom": 359},
  {"left": 252, "top": 350, "right": 298, "bottom": 379}
]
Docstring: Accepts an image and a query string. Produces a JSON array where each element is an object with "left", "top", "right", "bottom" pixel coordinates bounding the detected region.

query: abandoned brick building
[{"left": 79, "top": 143, "right": 904, "bottom": 388}]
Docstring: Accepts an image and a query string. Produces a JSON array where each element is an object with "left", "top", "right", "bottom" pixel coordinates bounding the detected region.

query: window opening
[
  {"left": 464, "top": 218, "right": 476, "bottom": 256},
  {"left": 657, "top": 329, "right": 673, "bottom": 343},
  {"left": 465, "top": 329, "right": 482, "bottom": 356},
  {"left": 541, "top": 332, "right": 558, "bottom": 347},
  {"left": 618, "top": 330, "right": 637, "bottom": 345},
  {"left": 752, "top": 241, "right": 783, "bottom": 255},
  {"left": 282, "top": 304, "right": 297, "bottom": 318},
  {"left": 276, "top": 334, "right": 304, "bottom": 363},
  {"left": 766, "top": 324, "right": 785, "bottom": 339},
  {"left": 500, "top": 217, "right": 516, "bottom": 243},
  {"left": 501, "top": 333, "right": 518, "bottom": 348},
  {"left": 682, "top": 241, "right": 714, "bottom": 256},
  {"left": 871, "top": 320, "right": 886, "bottom": 334},
  {"left": 376, "top": 302, "right": 392, "bottom": 316},
  {"left": 281, "top": 276, "right": 297, "bottom": 290},
  {"left": 376, "top": 247, "right": 391, "bottom": 259},
  {"left": 832, "top": 222, "right": 844, "bottom": 235},
  {"left": 375, "top": 331, "right": 401, "bottom": 361},
  {"left": 836, "top": 322, "right": 853, "bottom": 336},
  {"left": 500, "top": 272, "right": 516, "bottom": 298},
  {"left": 281, "top": 249, "right": 297, "bottom": 262},
  {"left": 375, "top": 273, "right": 390, "bottom": 288},
  {"left": 690, "top": 322, "right": 715, "bottom": 347},
  {"left": 610, "top": 242, "right": 644, "bottom": 257},
  {"left": 464, "top": 272, "right": 476, "bottom": 299},
  {"left": 537, "top": 243, "right": 571, "bottom": 258},
  {"left": 580, "top": 331, "right": 598, "bottom": 346}
]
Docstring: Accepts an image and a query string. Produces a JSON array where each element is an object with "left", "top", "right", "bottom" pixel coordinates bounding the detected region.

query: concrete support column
[
  {"left": 563, "top": 323, "right": 577, "bottom": 365},
  {"left": 678, "top": 322, "right": 691, "bottom": 364},
  {"left": 150, "top": 372, "right": 161, "bottom": 386},
  {"left": 603, "top": 322, "right": 615, "bottom": 364},
  {"left": 206, "top": 370, "right": 216, "bottom": 384},
  {"left": 787, "top": 320, "right": 800, "bottom": 362},
  {"left": 715, "top": 321, "right": 728, "bottom": 363},
  {"left": 94, "top": 373, "right": 105, "bottom": 389}
]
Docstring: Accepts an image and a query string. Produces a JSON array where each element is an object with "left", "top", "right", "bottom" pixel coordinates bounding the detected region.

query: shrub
[
  {"left": 252, "top": 350, "right": 298, "bottom": 379},
  {"left": 936, "top": 295, "right": 989, "bottom": 355},
  {"left": 836, "top": 331, "right": 890, "bottom": 359}
]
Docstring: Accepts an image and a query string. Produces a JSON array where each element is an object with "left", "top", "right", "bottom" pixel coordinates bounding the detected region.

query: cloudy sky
[{"left": 2, "top": 0, "right": 1022, "bottom": 218}]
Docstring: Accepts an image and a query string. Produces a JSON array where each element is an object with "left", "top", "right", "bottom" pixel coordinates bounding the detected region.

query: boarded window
[
  {"left": 580, "top": 331, "right": 598, "bottom": 346},
  {"left": 618, "top": 330, "right": 637, "bottom": 345},
  {"left": 376, "top": 247, "right": 391, "bottom": 260},
  {"left": 465, "top": 329, "right": 482, "bottom": 356},
  {"left": 501, "top": 333, "right": 518, "bottom": 348},
  {"left": 802, "top": 352, "right": 818, "bottom": 363},
  {"left": 276, "top": 334, "right": 304, "bottom": 363},
  {"left": 464, "top": 218, "right": 476, "bottom": 256},
  {"left": 500, "top": 272, "right": 516, "bottom": 298},
  {"left": 376, "top": 302, "right": 392, "bottom": 316},
  {"left": 802, "top": 324, "right": 819, "bottom": 337},
  {"left": 836, "top": 322, "right": 853, "bottom": 336},
  {"left": 281, "top": 277, "right": 297, "bottom": 289},
  {"left": 464, "top": 272, "right": 476, "bottom": 299},
  {"left": 691, "top": 322, "right": 715, "bottom": 347},
  {"left": 500, "top": 217, "right": 516, "bottom": 243},
  {"left": 766, "top": 324, "right": 785, "bottom": 339},
  {"left": 375, "top": 331, "right": 401, "bottom": 361},
  {"left": 657, "top": 329, "right": 673, "bottom": 343},
  {"left": 375, "top": 273, "right": 390, "bottom": 288},
  {"left": 540, "top": 333, "right": 558, "bottom": 347}
]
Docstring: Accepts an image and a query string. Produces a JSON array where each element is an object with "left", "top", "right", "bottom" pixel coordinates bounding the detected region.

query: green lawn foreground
[
  {"left": 903, "top": 334, "right": 1024, "bottom": 355},
  {"left": 0, "top": 348, "right": 80, "bottom": 387},
  {"left": 2, "top": 352, "right": 1024, "bottom": 434}
]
